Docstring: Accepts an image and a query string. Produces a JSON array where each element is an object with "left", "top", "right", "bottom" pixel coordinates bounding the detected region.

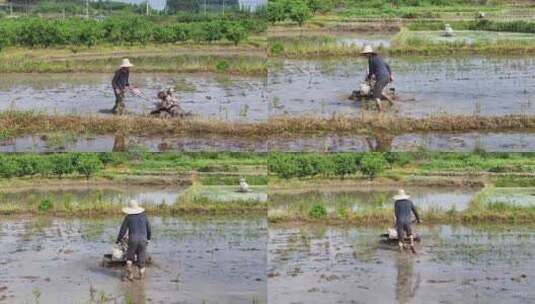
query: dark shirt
[
  {"left": 394, "top": 199, "right": 420, "bottom": 224},
  {"left": 112, "top": 68, "right": 130, "bottom": 90},
  {"left": 368, "top": 55, "right": 391, "bottom": 81},
  {"left": 117, "top": 213, "right": 151, "bottom": 243}
]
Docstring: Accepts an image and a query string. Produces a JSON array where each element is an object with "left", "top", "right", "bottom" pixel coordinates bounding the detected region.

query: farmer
[
  {"left": 360, "top": 45, "right": 394, "bottom": 112},
  {"left": 116, "top": 199, "right": 151, "bottom": 281},
  {"left": 393, "top": 189, "right": 421, "bottom": 253},
  {"left": 111, "top": 58, "right": 134, "bottom": 115}
]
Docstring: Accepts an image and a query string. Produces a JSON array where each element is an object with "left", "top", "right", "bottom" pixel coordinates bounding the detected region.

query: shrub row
[
  {"left": 0, "top": 153, "right": 103, "bottom": 179},
  {"left": 0, "top": 16, "right": 253, "bottom": 50},
  {"left": 268, "top": 0, "right": 333, "bottom": 25},
  {"left": 268, "top": 153, "right": 400, "bottom": 179}
]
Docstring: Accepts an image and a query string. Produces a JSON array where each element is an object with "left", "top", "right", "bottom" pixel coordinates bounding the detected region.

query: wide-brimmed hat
[
  {"left": 120, "top": 58, "right": 134, "bottom": 68},
  {"left": 393, "top": 189, "right": 410, "bottom": 201},
  {"left": 360, "top": 45, "right": 376, "bottom": 55},
  {"left": 122, "top": 199, "right": 144, "bottom": 215}
]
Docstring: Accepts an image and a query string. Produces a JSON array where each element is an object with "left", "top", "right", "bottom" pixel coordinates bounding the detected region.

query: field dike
[{"left": 2, "top": 111, "right": 535, "bottom": 139}]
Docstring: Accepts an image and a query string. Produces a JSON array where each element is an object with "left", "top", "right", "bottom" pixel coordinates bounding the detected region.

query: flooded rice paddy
[
  {"left": 0, "top": 184, "right": 189, "bottom": 207},
  {"left": 0, "top": 73, "right": 267, "bottom": 121},
  {"left": 270, "top": 32, "right": 393, "bottom": 48},
  {"left": 269, "top": 187, "right": 478, "bottom": 216},
  {"left": 0, "top": 216, "right": 267, "bottom": 304},
  {"left": 269, "top": 56, "right": 535, "bottom": 117},
  {"left": 4, "top": 131, "right": 535, "bottom": 153},
  {"left": 268, "top": 131, "right": 535, "bottom": 152},
  {"left": 269, "top": 224, "right": 535, "bottom": 304},
  {"left": 0, "top": 133, "right": 268, "bottom": 153}
]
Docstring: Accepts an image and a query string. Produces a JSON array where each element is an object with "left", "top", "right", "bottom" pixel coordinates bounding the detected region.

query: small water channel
[
  {"left": 269, "top": 224, "right": 535, "bottom": 304},
  {"left": 268, "top": 55, "right": 535, "bottom": 117},
  {"left": 0, "top": 216, "right": 267, "bottom": 304},
  {"left": 0, "top": 72, "right": 268, "bottom": 121}
]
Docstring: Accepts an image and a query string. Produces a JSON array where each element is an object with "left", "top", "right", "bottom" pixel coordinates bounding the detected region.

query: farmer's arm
[
  {"left": 116, "top": 217, "right": 128, "bottom": 243},
  {"left": 112, "top": 70, "right": 120, "bottom": 89},
  {"left": 146, "top": 218, "right": 151, "bottom": 241},
  {"left": 366, "top": 59, "right": 373, "bottom": 80},
  {"left": 411, "top": 202, "right": 421, "bottom": 223},
  {"left": 125, "top": 70, "right": 130, "bottom": 88},
  {"left": 386, "top": 63, "right": 393, "bottom": 82}
]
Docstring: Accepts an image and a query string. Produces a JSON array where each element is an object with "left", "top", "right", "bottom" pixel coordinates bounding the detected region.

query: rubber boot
[
  {"left": 125, "top": 261, "right": 134, "bottom": 281},
  {"left": 138, "top": 267, "right": 146, "bottom": 280},
  {"left": 409, "top": 235, "right": 416, "bottom": 254},
  {"left": 376, "top": 98, "right": 383, "bottom": 112}
]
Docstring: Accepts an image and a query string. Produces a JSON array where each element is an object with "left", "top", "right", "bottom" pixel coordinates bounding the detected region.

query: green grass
[{"left": 0, "top": 49, "right": 267, "bottom": 75}]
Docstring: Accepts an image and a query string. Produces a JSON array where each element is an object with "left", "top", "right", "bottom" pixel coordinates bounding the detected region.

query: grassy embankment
[
  {"left": 268, "top": 152, "right": 535, "bottom": 224},
  {"left": 2, "top": 111, "right": 535, "bottom": 141},
  {"left": 0, "top": 152, "right": 267, "bottom": 216},
  {"left": 268, "top": 0, "right": 535, "bottom": 57}
]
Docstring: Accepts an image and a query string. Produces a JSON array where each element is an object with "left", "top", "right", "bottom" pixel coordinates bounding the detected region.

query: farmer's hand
[
  {"left": 390, "top": 75, "right": 394, "bottom": 82},
  {"left": 115, "top": 88, "right": 122, "bottom": 95}
]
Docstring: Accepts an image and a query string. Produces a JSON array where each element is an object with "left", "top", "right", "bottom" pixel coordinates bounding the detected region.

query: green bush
[
  {"left": 268, "top": 1, "right": 288, "bottom": 23},
  {"left": 0, "top": 16, "right": 253, "bottom": 48},
  {"left": 49, "top": 154, "right": 76, "bottom": 178},
  {"left": 309, "top": 203, "right": 327, "bottom": 219},
  {"left": 75, "top": 154, "right": 103, "bottom": 179},
  {"left": 225, "top": 24, "right": 248, "bottom": 46},
  {"left": 360, "top": 153, "right": 387, "bottom": 179},
  {"left": 332, "top": 153, "right": 360, "bottom": 177},
  {"left": 0, "top": 156, "right": 18, "bottom": 178},
  {"left": 38, "top": 198, "right": 53, "bottom": 212}
]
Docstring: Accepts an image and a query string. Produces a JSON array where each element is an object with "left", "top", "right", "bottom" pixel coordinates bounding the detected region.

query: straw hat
[
  {"left": 120, "top": 58, "right": 134, "bottom": 68},
  {"left": 360, "top": 45, "right": 376, "bottom": 55},
  {"left": 393, "top": 189, "right": 410, "bottom": 201},
  {"left": 122, "top": 199, "right": 145, "bottom": 215}
]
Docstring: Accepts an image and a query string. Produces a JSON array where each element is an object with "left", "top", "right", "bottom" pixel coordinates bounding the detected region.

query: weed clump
[{"left": 309, "top": 204, "right": 327, "bottom": 219}]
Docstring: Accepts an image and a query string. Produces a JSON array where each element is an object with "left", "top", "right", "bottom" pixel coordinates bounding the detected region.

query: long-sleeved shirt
[
  {"left": 112, "top": 68, "right": 130, "bottom": 90},
  {"left": 116, "top": 213, "right": 151, "bottom": 243},
  {"left": 367, "top": 55, "right": 391, "bottom": 81},
  {"left": 394, "top": 199, "right": 420, "bottom": 224}
]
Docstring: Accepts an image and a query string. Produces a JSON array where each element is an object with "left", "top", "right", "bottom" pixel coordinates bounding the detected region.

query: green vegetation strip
[
  {"left": 268, "top": 152, "right": 535, "bottom": 224},
  {"left": 3, "top": 111, "right": 535, "bottom": 139},
  {"left": 0, "top": 52, "right": 266, "bottom": 75}
]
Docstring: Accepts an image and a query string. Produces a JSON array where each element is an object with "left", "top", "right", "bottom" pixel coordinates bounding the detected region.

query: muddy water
[
  {"left": 268, "top": 131, "right": 535, "bottom": 152},
  {"left": 268, "top": 56, "right": 535, "bottom": 117},
  {"left": 0, "top": 73, "right": 267, "bottom": 121},
  {"left": 0, "top": 184, "right": 189, "bottom": 207},
  {"left": 269, "top": 187, "right": 477, "bottom": 215},
  {"left": 198, "top": 186, "right": 268, "bottom": 202},
  {"left": 0, "top": 216, "right": 267, "bottom": 304},
  {"left": 3, "top": 131, "right": 535, "bottom": 153},
  {"left": 269, "top": 224, "right": 535, "bottom": 304},
  {"left": 0, "top": 133, "right": 268, "bottom": 152},
  {"left": 270, "top": 32, "right": 393, "bottom": 48}
]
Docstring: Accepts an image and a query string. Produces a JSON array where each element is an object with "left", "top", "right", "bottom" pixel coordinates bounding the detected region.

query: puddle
[
  {"left": 268, "top": 131, "right": 535, "bottom": 152},
  {"left": 482, "top": 187, "right": 535, "bottom": 207},
  {"left": 0, "top": 133, "right": 268, "bottom": 152},
  {"left": 269, "top": 187, "right": 477, "bottom": 215},
  {"left": 0, "top": 73, "right": 267, "bottom": 122},
  {"left": 0, "top": 216, "right": 267, "bottom": 303},
  {"left": 270, "top": 32, "right": 393, "bottom": 48},
  {"left": 0, "top": 184, "right": 189, "bottom": 207},
  {"left": 198, "top": 186, "right": 268, "bottom": 203},
  {"left": 269, "top": 224, "right": 535, "bottom": 304},
  {"left": 268, "top": 56, "right": 535, "bottom": 117}
]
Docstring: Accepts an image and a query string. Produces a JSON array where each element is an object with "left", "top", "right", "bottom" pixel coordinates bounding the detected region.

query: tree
[{"left": 49, "top": 154, "right": 75, "bottom": 179}]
